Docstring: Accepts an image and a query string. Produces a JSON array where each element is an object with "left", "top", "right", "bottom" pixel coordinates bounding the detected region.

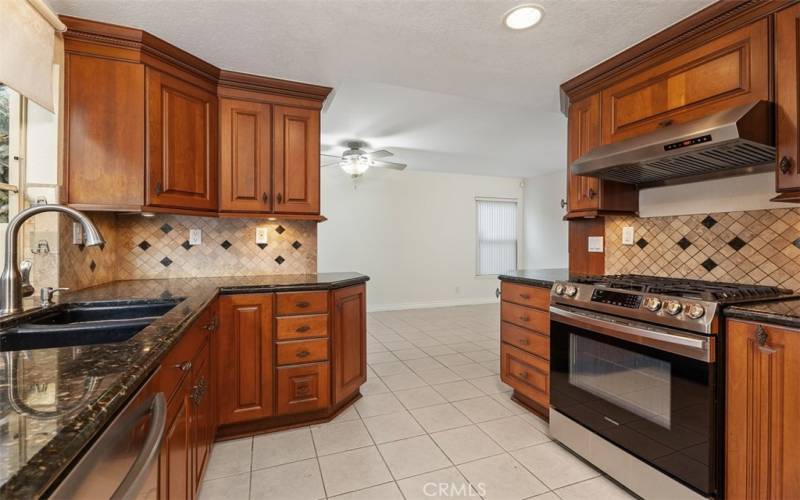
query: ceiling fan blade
[
  {"left": 320, "top": 154, "right": 341, "bottom": 167},
  {"left": 366, "top": 149, "right": 393, "bottom": 159},
  {"left": 372, "top": 160, "right": 407, "bottom": 170}
]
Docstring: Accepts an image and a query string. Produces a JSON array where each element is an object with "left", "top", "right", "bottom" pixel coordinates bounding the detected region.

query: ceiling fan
[{"left": 321, "top": 141, "right": 407, "bottom": 178}]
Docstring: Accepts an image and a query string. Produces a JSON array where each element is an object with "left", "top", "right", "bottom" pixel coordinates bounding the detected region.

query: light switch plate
[
  {"left": 588, "top": 236, "right": 604, "bottom": 253},
  {"left": 189, "top": 229, "right": 202, "bottom": 245},
  {"left": 72, "top": 222, "right": 83, "bottom": 245},
  {"left": 622, "top": 226, "right": 635, "bottom": 245},
  {"left": 255, "top": 227, "right": 269, "bottom": 244}
]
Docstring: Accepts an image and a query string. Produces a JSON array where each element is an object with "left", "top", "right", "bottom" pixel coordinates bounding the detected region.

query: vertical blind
[{"left": 476, "top": 198, "right": 517, "bottom": 275}]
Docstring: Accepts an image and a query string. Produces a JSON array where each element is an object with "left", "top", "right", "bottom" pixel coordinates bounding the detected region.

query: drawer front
[
  {"left": 501, "top": 322, "right": 549, "bottom": 359},
  {"left": 276, "top": 338, "right": 328, "bottom": 366},
  {"left": 501, "top": 301, "right": 549, "bottom": 333},
  {"left": 159, "top": 310, "right": 211, "bottom": 402},
  {"left": 276, "top": 314, "right": 328, "bottom": 340},
  {"left": 501, "top": 282, "right": 549, "bottom": 310},
  {"left": 276, "top": 362, "right": 331, "bottom": 415},
  {"left": 500, "top": 343, "right": 549, "bottom": 409},
  {"left": 276, "top": 291, "right": 328, "bottom": 315}
]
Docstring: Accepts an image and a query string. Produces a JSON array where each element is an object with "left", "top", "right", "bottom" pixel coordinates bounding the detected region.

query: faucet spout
[{"left": 0, "top": 204, "right": 105, "bottom": 315}]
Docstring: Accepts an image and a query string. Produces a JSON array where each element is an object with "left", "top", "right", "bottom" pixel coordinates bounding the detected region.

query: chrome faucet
[{"left": 0, "top": 205, "right": 105, "bottom": 315}]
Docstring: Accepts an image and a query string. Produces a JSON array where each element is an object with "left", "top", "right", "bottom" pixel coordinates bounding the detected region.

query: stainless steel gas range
[{"left": 547, "top": 275, "right": 791, "bottom": 499}]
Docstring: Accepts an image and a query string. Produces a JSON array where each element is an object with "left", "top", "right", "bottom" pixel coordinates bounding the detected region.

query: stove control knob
[
  {"left": 664, "top": 300, "right": 683, "bottom": 316},
  {"left": 643, "top": 296, "right": 662, "bottom": 312},
  {"left": 686, "top": 303, "right": 705, "bottom": 319},
  {"left": 564, "top": 285, "right": 578, "bottom": 297},
  {"left": 554, "top": 284, "right": 565, "bottom": 296}
]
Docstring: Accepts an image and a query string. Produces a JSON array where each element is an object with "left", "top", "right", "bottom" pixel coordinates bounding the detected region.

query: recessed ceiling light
[{"left": 503, "top": 4, "right": 544, "bottom": 30}]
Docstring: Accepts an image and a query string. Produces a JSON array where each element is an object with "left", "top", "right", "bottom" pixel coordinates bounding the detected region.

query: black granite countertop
[
  {"left": 0, "top": 272, "right": 368, "bottom": 499},
  {"left": 498, "top": 268, "right": 572, "bottom": 288},
  {"left": 725, "top": 296, "right": 800, "bottom": 329}
]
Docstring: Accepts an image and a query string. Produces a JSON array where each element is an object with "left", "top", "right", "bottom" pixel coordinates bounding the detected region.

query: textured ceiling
[{"left": 50, "top": 0, "right": 715, "bottom": 178}]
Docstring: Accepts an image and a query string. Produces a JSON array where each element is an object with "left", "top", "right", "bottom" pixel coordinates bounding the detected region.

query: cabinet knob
[
  {"left": 495, "top": 288, "right": 501, "bottom": 299},
  {"left": 296, "top": 301, "right": 310, "bottom": 308},
  {"left": 172, "top": 361, "right": 192, "bottom": 372},
  {"left": 520, "top": 315, "right": 530, "bottom": 322},
  {"left": 276, "top": 193, "right": 283, "bottom": 204},
  {"left": 519, "top": 293, "right": 530, "bottom": 300},
  {"left": 779, "top": 156, "right": 793, "bottom": 175},
  {"left": 560, "top": 198, "right": 567, "bottom": 209},
  {"left": 756, "top": 325, "right": 768, "bottom": 346},
  {"left": 587, "top": 188, "right": 596, "bottom": 199},
  {"left": 658, "top": 119, "right": 673, "bottom": 128},
  {"left": 296, "top": 325, "right": 311, "bottom": 333},
  {"left": 520, "top": 339, "right": 530, "bottom": 346},
  {"left": 262, "top": 192, "right": 269, "bottom": 203},
  {"left": 155, "top": 181, "right": 163, "bottom": 195},
  {"left": 518, "top": 371, "right": 529, "bottom": 379},
  {"left": 297, "top": 350, "right": 310, "bottom": 358}
]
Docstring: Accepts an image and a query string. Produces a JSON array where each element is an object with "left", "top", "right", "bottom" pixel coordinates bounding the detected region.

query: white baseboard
[{"left": 367, "top": 297, "right": 499, "bottom": 313}]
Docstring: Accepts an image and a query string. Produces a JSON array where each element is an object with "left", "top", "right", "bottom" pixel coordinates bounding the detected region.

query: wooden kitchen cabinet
[
  {"left": 273, "top": 105, "right": 321, "bottom": 214},
  {"left": 276, "top": 362, "right": 331, "bottom": 415},
  {"left": 726, "top": 320, "right": 800, "bottom": 499},
  {"left": 190, "top": 341, "right": 213, "bottom": 493},
  {"left": 216, "top": 294, "right": 274, "bottom": 425},
  {"left": 565, "top": 93, "right": 637, "bottom": 219},
  {"left": 160, "top": 376, "right": 192, "bottom": 500},
  {"left": 774, "top": 4, "right": 800, "bottom": 202},
  {"left": 219, "top": 98, "right": 272, "bottom": 212},
  {"left": 332, "top": 284, "right": 367, "bottom": 405}
]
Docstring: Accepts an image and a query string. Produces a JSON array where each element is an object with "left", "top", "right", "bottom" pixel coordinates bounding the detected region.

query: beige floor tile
[
  {"left": 447, "top": 342, "right": 484, "bottom": 353},
  {"left": 318, "top": 447, "right": 394, "bottom": 497},
  {"left": 463, "top": 350, "right": 500, "bottom": 362},
  {"left": 359, "top": 377, "right": 391, "bottom": 395},
  {"left": 329, "top": 404, "right": 361, "bottom": 423},
  {"left": 368, "top": 351, "right": 399, "bottom": 364},
  {"left": 403, "top": 357, "right": 446, "bottom": 372},
  {"left": 453, "top": 396, "right": 515, "bottom": 423},
  {"left": 252, "top": 427, "right": 315, "bottom": 470},
  {"left": 449, "top": 362, "right": 494, "bottom": 379},
  {"left": 431, "top": 425, "right": 504, "bottom": 464},
  {"left": 469, "top": 375, "right": 512, "bottom": 395},
  {"left": 383, "top": 340, "right": 415, "bottom": 351},
  {"left": 432, "top": 380, "right": 484, "bottom": 402},
  {"left": 311, "top": 419, "right": 373, "bottom": 456},
  {"left": 393, "top": 347, "right": 430, "bottom": 360},
  {"left": 410, "top": 403, "right": 472, "bottom": 433},
  {"left": 478, "top": 415, "right": 550, "bottom": 451},
  {"left": 198, "top": 472, "right": 250, "bottom": 500},
  {"left": 511, "top": 442, "right": 600, "bottom": 489},
  {"left": 417, "top": 367, "right": 463, "bottom": 385},
  {"left": 250, "top": 459, "right": 325, "bottom": 500},
  {"left": 519, "top": 412, "right": 551, "bottom": 437},
  {"left": 393, "top": 386, "right": 447, "bottom": 410},
  {"left": 363, "top": 411, "right": 425, "bottom": 444},
  {"left": 370, "top": 361, "right": 412, "bottom": 377},
  {"left": 530, "top": 493, "right": 560, "bottom": 500},
  {"left": 354, "top": 392, "right": 405, "bottom": 418},
  {"left": 458, "top": 454, "right": 548, "bottom": 500},
  {"left": 397, "top": 467, "right": 478, "bottom": 500},
  {"left": 421, "top": 345, "right": 457, "bottom": 356},
  {"left": 436, "top": 353, "right": 475, "bottom": 367},
  {"left": 204, "top": 437, "right": 252, "bottom": 480},
  {"left": 554, "top": 476, "right": 635, "bottom": 500},
  {"left": 380, "top": 371, "right": 428, "bottom": 391},
  {"left": 329, "top": 482, "right": 404, "bottom": 500},
  {"left": 378, "top": 435, "right": 453, "bottom": 479},
  {"left": 489, "top": 392, "right": 529, "bottom": 415},
  {"left": 480, "top": 359, "right": 501, "bottom": 374}
]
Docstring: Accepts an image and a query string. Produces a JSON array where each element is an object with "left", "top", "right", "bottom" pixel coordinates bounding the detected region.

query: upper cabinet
[
  {"left": 774, "top": 4, "right": 800, "bottom": 202},
  {"left": 61, "top": 16, "right": 331, "bottom": 219}
]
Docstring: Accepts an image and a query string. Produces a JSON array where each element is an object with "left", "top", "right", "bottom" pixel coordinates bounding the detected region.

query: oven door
[{"left": 549, "top": 305, "right": 717, "bottom": 496}]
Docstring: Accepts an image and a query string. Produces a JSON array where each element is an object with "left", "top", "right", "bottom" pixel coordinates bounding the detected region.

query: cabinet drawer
[
  {"left": 500, "top": 343, "right": 549, "bottom": 409},
  {"left": 276, "top": 314, "right": 328, "bottom": 340},
  {"left": 276, "top": 362, "right": 330, "bottom": 415},
  {"left": 276, "top": 291, "right": 328, "bottom": 315},
  {"left": 276, "top": 338, "right": 328, "bottom": 366},
  {"left": 501, "top": 322, "right": 549, "bottom": 359},
  {"left": 501, "top": 301, "right": 549, "bottom": 333},
  {"left": 501, "top": 282, "right": 549, "bottom": 310},
  {"left": 159, "top": 311, "right": 211, "bottom": 402}
]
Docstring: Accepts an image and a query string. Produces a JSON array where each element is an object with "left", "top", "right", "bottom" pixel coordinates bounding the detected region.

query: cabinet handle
[
  {"left": 560, "top": 198, "right": 567, "bottom": 209},
  {"left": 172, "top": 361, "right": 192, "bottom": 372},
  {"left": 518, "top": 371, "right": 529, "bottom": 379},
  {"left": 779, "top": 156, "right": 793, "bottom": 175},
  {"left": 495, "top": 288, "right": 501, "bottom": 299},
  {"left": 520, "top": 315, "right": 530, "bottom": 322},
  {"left": 297, "top": 350, "right": 310, "bottom": 358},
  {"left": 587, "top": 188, "right": 596, "bottom": 199},
  {"left": 204, "top": 316, "right": 218, "bottom": 332},
  {"left": 276, "top": 193, "right": 283, "bottom": 204},
  {"left": 519, "top": 293, "right": 530, "bottom": 299},
  {"left": 262, "top": 192, "right": 269, "bottom": 203},
  {"left": 296, "top": 325, "right": 311, "bottom": 333},
  {"left": 155, "top": 181, "right": 163, "bottom": 195},
  {"left": 296, "top": 301, "right": 310, "bottom": 308},
  {"left": 658, "top": 119, "right": 673, "bottom": 128},
  {"left": 756, "top": 325, "right": 768, "bottom": 346},
  {"left": 520, "top": 339, "right": 530, "bottom": 346}
]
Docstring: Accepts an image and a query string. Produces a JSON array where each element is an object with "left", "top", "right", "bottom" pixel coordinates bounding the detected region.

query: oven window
[{"left": 569, "top": 334, "right": 671, "bottom": 428}]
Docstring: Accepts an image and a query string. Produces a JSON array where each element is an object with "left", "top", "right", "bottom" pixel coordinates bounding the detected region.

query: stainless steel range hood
[{"left": 571, "top": 101, "right": 775, "bottom": 188}]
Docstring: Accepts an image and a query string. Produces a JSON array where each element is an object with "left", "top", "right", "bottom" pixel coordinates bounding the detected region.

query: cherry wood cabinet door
[
  {"left": 146, "top": 68, "right": 218, "bottom": 211},
  {"left": 567, "top": 93, "right": 602, "bottom": 214},
  {"left": 64, "top": 54, "right": 145, "bottom": 210},
  {"left": 190, "top": 341, "right": 212, "bottom": 492},
  {"left": 331, "top": 284, "right": 367, "bottom": 405},
  {"left": 216, "top": 294, "right": 274, "bottom": 425},
  {"left": 219, "top": 98, "right": 272, "bottom": 212},
  {"left": 159, "top": 378, "right": 192, "bottom": 500},
  {"left": 726, "top": 320, "right": 800, "bottom": 499},
  {"left": 276, "top": 362, "right": 330, "bottom": 415},
  {"left": 601, "top": 19, "right": 768, "bottom": 144},
  {"left": 273, "top": 105, "right": 320, "bottom": 214},
  {"left": 776, "top": 4, "right": 800, "bottom": 194}
]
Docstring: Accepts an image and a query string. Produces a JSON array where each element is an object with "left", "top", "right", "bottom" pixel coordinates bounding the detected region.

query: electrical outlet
[
  {"left": 255, "top": 227, "right": 269, "bottom": 244},
  {"left": 189, "top": 229, "right": 202, "bottom": 245},
  {"left": 622, "top": 226, "right": 635, "bottom": 245},
  {"left": 588, "top": 236, "right": 604, "bottom": 253},
  {"left": 72, "top": 222, "right": 83, "bottom": 245}
]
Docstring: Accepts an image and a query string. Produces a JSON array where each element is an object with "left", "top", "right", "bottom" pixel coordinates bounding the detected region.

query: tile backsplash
[
  {"left": 605, "top": 208, "right": 800, "bottom": 292},
  {"left": 59, "top": 214, "right": 317, "bottom": 290}
]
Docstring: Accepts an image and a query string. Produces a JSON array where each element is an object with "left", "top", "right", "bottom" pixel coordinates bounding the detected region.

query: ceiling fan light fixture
[
  {"left": 503, "top": 4, "right": 543, "bottom": 30},
  {"left": 339, "top": 155, "right": 371, "bottom": 177}
]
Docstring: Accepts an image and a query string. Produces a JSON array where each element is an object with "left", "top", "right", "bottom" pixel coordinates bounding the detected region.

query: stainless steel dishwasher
[{"left": 49, "top": 369, "right": 166, "bottom": 499}]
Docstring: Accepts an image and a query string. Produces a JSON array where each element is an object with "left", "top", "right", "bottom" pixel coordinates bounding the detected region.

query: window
[
  {"left": 476, "top": 198, "right": 518, "bottom": 275},
  {"left": 0, "top": 84, "right": 22, "bottom": 262}
]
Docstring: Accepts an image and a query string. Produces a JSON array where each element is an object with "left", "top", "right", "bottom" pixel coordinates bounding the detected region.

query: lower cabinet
[
  {"left": 726, "top": 319, "right": 800, "bottom": 499},
  {"left": 276, "top": 362, "right": 331, "bottom": 415},
  {"left": 332, "top": 284, "right": 367, "bottom": 405},
  {"left": 160, "top": 378, "right": 192, "bottom": 500}
]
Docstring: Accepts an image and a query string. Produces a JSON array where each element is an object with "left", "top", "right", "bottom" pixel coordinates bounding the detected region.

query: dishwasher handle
[{"left": 111, "top": 392, "right": 167, "bottom": 500}]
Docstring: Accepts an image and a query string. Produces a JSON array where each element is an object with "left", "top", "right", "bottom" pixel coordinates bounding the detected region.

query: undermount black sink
[{"left": 0, "top": 299, "right": 182, "bottom": 352}]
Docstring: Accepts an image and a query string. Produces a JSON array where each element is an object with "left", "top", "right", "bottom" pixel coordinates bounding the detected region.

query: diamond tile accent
[
  {"left": 728, "top": 236, "right": 747, "bottom": 251},
  {"left": 275, "top": 225, "right": 285, "bottom": 234},
  {"left": 89, "top": 260, "right": 96, "bottom": 272},
  {"left": 160, "top": 257, "right": 173, "bottom": 267},
  {"left": 220, "top": 240, "right": 232, "bottom": 250},
  {"left": 701, "top": 216, "right": 717, "bottom": 229},
  {"left": 181, "top": 240, "right": 192, "bottom": 250},
  {"left": 292, "top": 240, "right": 302, "bottom": 250},
  {"left": 677, "top": 237, "right": 692, "bottom": 250},
  {"left": 635, "top": 238, "right": 648, "bottom": 249},
  {"left": 160, "top": 223, "right": 173, "bottom": 234},
  {"left": 275, "top": 255, "right": 285, "bottom": 265},
  {"left": 793, "top": 238, "right": 800, "bottom": 250},
  {"left": 257, "top": 242, "right": 268, "bottom": 250},
  {"left": 701, "top": 258, "right": 717, "bottom": 272},
  {"left": 138, "top": 240, "right": 151, "bottom": 251}
]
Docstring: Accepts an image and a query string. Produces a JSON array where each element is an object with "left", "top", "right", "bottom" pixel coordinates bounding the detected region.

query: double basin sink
[{"left": 0, "top": 299, "right": 182, "bottom": 351}]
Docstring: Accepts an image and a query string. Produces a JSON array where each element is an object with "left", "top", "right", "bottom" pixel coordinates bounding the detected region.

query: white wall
[
  {"left": 522, "top": 170, "right": 568, "bottom": 269},
  {"left": 318, "top": 168, "right": 523, "bottom": 311}
]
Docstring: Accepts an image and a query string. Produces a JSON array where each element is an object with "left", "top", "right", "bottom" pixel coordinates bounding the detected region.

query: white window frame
[
  {"left": 0, "top": 84, "right": 25, "bottom": 263},
  {"left": 475, "top": 196, "right": 520, "bottom": 277}
]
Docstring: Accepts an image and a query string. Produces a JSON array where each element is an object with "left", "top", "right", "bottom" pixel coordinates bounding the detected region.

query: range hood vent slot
[{"left": 571, "top": 101, "right": 775, "bottom": 188}]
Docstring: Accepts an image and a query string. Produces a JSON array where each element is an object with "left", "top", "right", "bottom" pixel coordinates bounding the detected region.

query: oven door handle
[{"left": 549, "top": 305, "right": 714, "bottom": 362}]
